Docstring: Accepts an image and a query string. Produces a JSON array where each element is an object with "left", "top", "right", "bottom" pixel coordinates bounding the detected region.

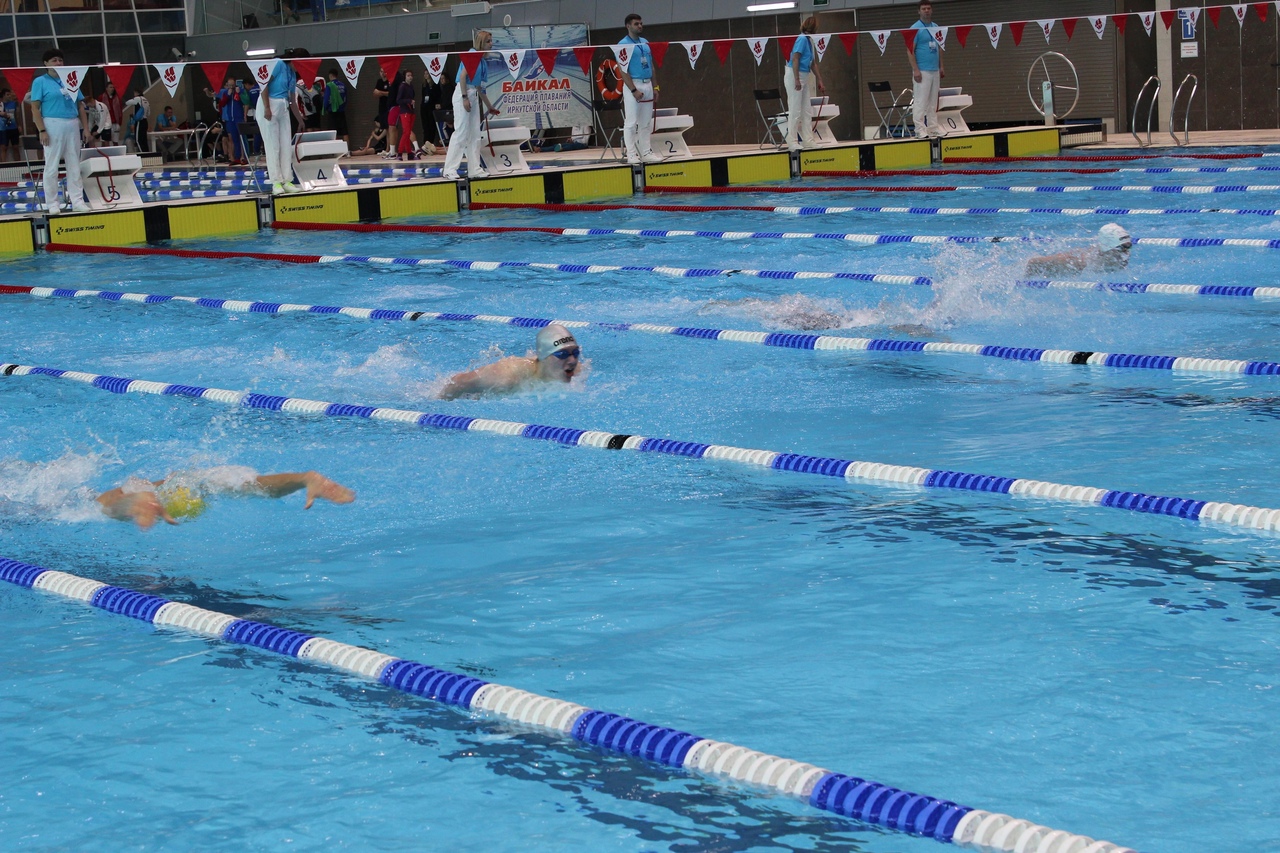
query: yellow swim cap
[{"left": 160, "top": 486, "right": 207, "bottom": 521}]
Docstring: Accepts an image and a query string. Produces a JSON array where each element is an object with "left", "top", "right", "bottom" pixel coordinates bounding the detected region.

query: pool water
[{"left": 2, "top": 150, "right": 1279, "bottom": 852}]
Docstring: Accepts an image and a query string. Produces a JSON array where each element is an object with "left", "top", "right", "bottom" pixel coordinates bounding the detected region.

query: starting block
[
  {"left": 290, "top": 130, "right": 348, "bottom": 190},
  {"left": 79, "top": 146, "right": 143, "bottom": 209},
  {"left": 809, "top": 96, "right": 841, "bottom": 145},
  {"left": 478, "top": 117, "right": 531, "bottom": 175},
  {"left": 651, "top": 107, "right": 694, "bottom": 159},
  {"left": 934, "top": 86, "right": 974, "bottom": 136}
]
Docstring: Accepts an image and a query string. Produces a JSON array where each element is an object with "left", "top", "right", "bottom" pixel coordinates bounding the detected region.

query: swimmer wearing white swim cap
[
  {"left": 440, "top": 323, "right": 584, "bottom": 399},
  {"left": 1025, "top": 223, "right": 1132, "bottom": 277}
]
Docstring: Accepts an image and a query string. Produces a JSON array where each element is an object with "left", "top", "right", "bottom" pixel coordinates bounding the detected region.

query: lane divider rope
[
  {"left": 0, "top": 554, "right": 1137, "bottom": 853},
  {"left": 5, "top": 361, "right": 1280, "bottom": 533},
  {"left": 473, "top": 200, "right": 1280, "bottom": 219},
  {"left": 645, "top": 184, "right": 1280, "bottom": 195},
  {"left": 271, "top": 219, "right": 1038, "bottom": 245},
  {"left": 809, "top": 165, "right": 1280, "bottom": 177},
  {"left": 42, "top": 244, "right": 1280, "bottom": 299},
  {"left": 7, "top": 283, "right": 1278, "bottom": 378},
  {"left": 947, "top": 153, "right": 1272, "bottom": 162},
  {"left": 42, "top": 243, "right": 929, "bottom": 285}
]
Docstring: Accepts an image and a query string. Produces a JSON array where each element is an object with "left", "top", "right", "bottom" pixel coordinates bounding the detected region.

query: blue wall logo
[{"left": 1178, "top": 9, "right": 1197, "bottom": 40}]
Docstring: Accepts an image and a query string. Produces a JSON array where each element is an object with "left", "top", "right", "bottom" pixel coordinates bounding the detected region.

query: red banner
[
  {"left": 712, "top": 39, "right": 733, "bottom": 64},
  {"left": 1, "top": 67, "right": 35, "bottom": 102},
  {"left": 901, "top": 29, "right": 918, "bottom": 52},
  {"left": 291, "top": 58, "right": 322, "bottom": 88},
  {"left": 839, "top": 32, "right": 857, "bottom": 54},
  {"left": 200, "top": 62, "right": 230, "bottom": 90},
  {"left": 954, "top": 25, "right": 972, "bottom": 48},
  {"left": 104, "top": 64, "right": 137, "bottom": 98},
  {"left": 1062, "top": 17, "right": 1078, "bottom": 39},
  {"left": 459, "top": 51, "right": 484, "bottom": 80},
  {"left": 377, "top": 55, "right": 403, "bottom": 84},
  {"left": 1160, "top": 9, "right": 1177, "bottom": 29},
  {"left": 1256, "top": 3, "right": 1270, "bottom": 22},
  {"left": 535, "top": 48, "right": 558, "bottom": 77},
  {"left": 1206, "top": 7, "right": 1221, "bottom": 27},
  {"left": 778, "top": 35, "right": 797, "bottom": 59},
  {"left": 1112, "top": 14, "right": 1128, "bottom": 34},
  {"left": 573, "top": 46, "right": 595, "bottom": 75},
  {"left": 1009, "top": 21, "right": 1026, "bottom": 45},
  {"left": 650, "top": 41, "right": 669, "bottom": 68}
]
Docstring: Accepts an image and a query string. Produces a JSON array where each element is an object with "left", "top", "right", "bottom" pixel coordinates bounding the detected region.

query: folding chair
[
  {"left": 867, "top": 81, "right": 911, "bottom": 139},
  {"left": 592, "top": 97, "right": 624, "bottom": 161},
  {"left": 433, "top": 108, "right": 454, "bottom": 148},
  {"left": 20, "top": 134, "right": 43, "bottom": 182},
  {"left": 753, "top": 88, "right": 785, "bottom": 148}
]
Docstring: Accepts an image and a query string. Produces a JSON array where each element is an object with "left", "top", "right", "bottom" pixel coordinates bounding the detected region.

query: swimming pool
[{"left": 2, "top": 149, "right": 1278, "bottom": 852}]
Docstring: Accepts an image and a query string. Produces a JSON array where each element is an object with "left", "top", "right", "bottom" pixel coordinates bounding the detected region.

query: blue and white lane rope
[
  {"left": 39, "top": 243, "right": 1280, "bottom": 301},
  {"left": 805, "top": 184, "right": 1280, "bottom": 194},
  {"left": 0, "top": 557, "right": 1137, "bottom": 853},
  {"left": 11, "top": 285, "right": 1280, "bottom": 378},
  {"left": 6, "top": 362, "right": 1280, "bottom": 533},
  {"left": 765, "top": 204, "right": 1280, "bottom": 218}
]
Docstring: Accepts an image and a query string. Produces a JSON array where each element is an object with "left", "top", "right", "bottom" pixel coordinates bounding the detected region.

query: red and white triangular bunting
[
  {"left": 335, "top": 56, "right": 364, "bottom": 89},
  {"left": 152, "top": 62, "right": 186, "bottom": 97},
  {"left": 1184, "top": 7, "right": 1201, "bottom": 31},
  {"left": 932, "top": 26, "right": 948, "bottom": 50},
  {"left": 680, "top": 41, "right": 703, "bottom": 70},
  {"left": 502, "top": 49, "right": 526, "bottom": 80},
  {"left": 1141, "top": 11, "right": 1155, "bottom": 34},
  {"left": 1038, "top": 19, "right": 1056, "bottom": 42},
  {"left": 1232, "top": 4, "right": 1247, "bottom": 25},
  {"left": 986, "top": 22, "right": 1002, "bottom": 48},
  {"left": 420, "top": 53, "right": 448, "bottom": 84},
  {"left": 813, "top": 33, "right": 831, "bottom": 61},
  {"left": 1089, "top": 15, "right": 1108, "bottom": 37},
  {"left": 747, "top": 36, "right": 769, "bottom": 66},
  {"left": 611, "top": 43, "right": 634, "bottom": 67},
  {"left": 251, "top": 58, "right": 279, "bottom": 88},
  {"left": 871, "top": 30, "right": 891, "bottom": 56},
  {"left": 54, "top": 66, "right": 90, "bottom": 96}
]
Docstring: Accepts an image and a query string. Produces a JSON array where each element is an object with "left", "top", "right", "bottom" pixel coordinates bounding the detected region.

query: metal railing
[
  {"left": 1130, "top": 75, "right": 1160, "bottom": 147},
  {"left": 1169, "top": 74, "right": 1198, "bottom": 146}
]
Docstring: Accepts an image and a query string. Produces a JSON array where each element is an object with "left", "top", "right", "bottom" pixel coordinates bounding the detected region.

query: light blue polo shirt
[
  {"left": 265, "top": 61, "right": 296, "bottom": 100},
  {"left": 29, "top": 72, "right": 82, "bottom": 120},
  {"left": 911, "top": 20, "right": 940, "bottom": 72},
  {"left": 791, "top": 34, "right": 814, "bottom": 73},
  {"left": 618, "top": 35, "right": 653, "bottom": 80}
]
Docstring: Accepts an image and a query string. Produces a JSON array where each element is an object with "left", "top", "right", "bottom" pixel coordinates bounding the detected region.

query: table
[{"left": 148, "top": 127, "right": 198, "bottom": 162}]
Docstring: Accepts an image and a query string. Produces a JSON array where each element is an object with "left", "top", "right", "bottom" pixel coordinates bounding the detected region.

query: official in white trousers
[
  {"left": 43, "top": 117, "right": 86, "bottom": 211},
  {"left": 256, "top": 96, "right": 294, "bottom": 191},
  {"left": 443, "top": 82, "right": 485, "bottom": 179},
  {"left": 622, "top": 80, "right": 656, "bottom": 164},
  {"left": 784, "top": 20, "right": 826, "bottom": 152}
]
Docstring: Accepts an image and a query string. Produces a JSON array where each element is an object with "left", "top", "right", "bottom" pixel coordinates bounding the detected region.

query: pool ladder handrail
[
  {"left": 1131, "top": 75, "right": 1160, "bottom": 147},
  {"left": 1169, "top": 74, "right": 1199, "bottom": 146}
]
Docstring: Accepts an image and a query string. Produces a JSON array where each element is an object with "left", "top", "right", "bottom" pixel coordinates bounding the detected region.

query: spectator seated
[
  {"left": 290, "top": 130, "right": 348, "bottom": 190},
  {"left": 79, "top": 146, "right": 143, "bottom": 210},
  {"left": 478, "top": 117, "right": 532, "bottom": 175},
  {"left": 650, "top": 107, "right": 694, "bottom": 159}
]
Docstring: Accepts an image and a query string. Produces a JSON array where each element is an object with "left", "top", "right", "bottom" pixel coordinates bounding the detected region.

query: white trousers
[
  {"left": 43, "top": 116, "right": 84, "bottom": 210},
  {"left": 913, "top": 70, "right": 940, "bottom": 138},
  {"left": 622, "top": 79, "right": 654, "bottom": 162},
  {"left": 255, "top": 97, "right": 293, "bottom": 186},
  {"left": 444, "top": 84, "right": 482, "bottom": 174},
  {"left": 783, "top": 66, "right": 815, "bottom": 150}
]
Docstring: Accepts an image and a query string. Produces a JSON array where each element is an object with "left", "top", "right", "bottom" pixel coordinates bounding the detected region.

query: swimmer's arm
[
  {"left": 1025, "top": 249, "right": 1090, "bottom": 277},
  {"left": 250, "top": 472, "right": 356, "bottom": 509},
  {"left": 440, "top": 357, "right": 530, "bottom": 399}
]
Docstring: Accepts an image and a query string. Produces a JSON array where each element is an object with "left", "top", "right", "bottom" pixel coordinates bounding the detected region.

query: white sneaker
[
  {"left": 469, "top": 168, "right": 489, "bottom": 179},
  {"left": 627, "top": 158, "right": 641, "bottom": 166},
  {"left": 641, "top": 152, "right": 663, "bottom": 164},
  {"left": 44, "top": 202, "right": 60, "bottom": 215},
  {"left": 271, "top": 182, "right": 287, "bottom": 195},
  {"left": 71, "top": 202, "right": 91, "bottom": 213},
  {"left": 281, "top": 183, "right": 301, "bottom": 194},
  {"left": 442, "top": 170, "right": 460, "bottom": 180}
]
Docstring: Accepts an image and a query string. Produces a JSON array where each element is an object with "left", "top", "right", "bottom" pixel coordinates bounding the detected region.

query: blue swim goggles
[{"left": 550, "top": 346, "right": 580, "bottom": 360}]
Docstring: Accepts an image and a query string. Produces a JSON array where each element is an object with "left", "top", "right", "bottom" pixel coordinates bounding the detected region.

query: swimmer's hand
[
  {"left": 97, "top": 489, "right": 178, "bottom": 530},
  {"left": 302, "top": 472, "right": 356, "bottom": 509}
]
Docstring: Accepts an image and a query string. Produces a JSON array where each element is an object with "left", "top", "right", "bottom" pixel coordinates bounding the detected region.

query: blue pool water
[{"left": 3, "top": 151, "right": 1280, "bottom": 852}]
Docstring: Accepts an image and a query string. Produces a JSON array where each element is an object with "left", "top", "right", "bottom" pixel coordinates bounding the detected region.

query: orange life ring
[{"left": 596, "top": 59, "right": 623, "bottom": 101}]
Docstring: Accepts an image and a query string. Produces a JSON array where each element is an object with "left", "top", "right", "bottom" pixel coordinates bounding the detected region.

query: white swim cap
[
  {"left": 536, "top": 324, "right": 578, "bottom": 359},
  {"left": 1098, "top": 223, "right": 1131, "bottom": 251}
]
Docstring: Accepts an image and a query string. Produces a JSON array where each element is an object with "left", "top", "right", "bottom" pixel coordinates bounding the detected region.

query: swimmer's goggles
[{"left": 550, "top": 346, "right": 580, "bottom": 360}]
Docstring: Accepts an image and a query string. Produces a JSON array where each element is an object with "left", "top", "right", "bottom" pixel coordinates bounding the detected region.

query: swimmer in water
[
  {"left": 1025, "top": 223, "right": 1131, "bottom": 277},
  {"left": 96, "top": 468, "right": 355, "bottom": 530},
  {"left": 440, "top": 324, "right": 583, "bottom": 399}
]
